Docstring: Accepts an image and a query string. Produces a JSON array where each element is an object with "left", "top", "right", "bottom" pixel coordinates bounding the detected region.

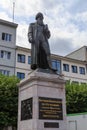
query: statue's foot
[{"left": 31, "top": 64, "right": 37, "bottom": 70}]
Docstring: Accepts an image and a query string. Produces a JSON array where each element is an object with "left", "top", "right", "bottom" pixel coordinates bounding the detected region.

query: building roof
[
  {"left": 0, "top": 19, "right": 18, "bottom": 28},
  {"left": 16, "top": 45, "right": 31, "bottom": 53},
  {"left": 66, "top": 46, "right": 87, "bottom": 57}
]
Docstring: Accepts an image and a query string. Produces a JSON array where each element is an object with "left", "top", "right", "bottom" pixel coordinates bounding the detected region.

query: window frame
[
  {"left": 63, "top": 64, "right": 69, "bottom": 72},
  {"left": 72, "top": 65, "right": 78, "bottom": 73},
  {"left": 51, "top": 59, "right": 61, "bottom": 74},
  {"left": 2, "top": 32, "right": 12, "bottom": 41},
  {"left": 17, "top": 54, "right": 25, "bottom": 63},
  {"left": 17, "top": 72, "right": 25, "bottom": 79},
  {"left": 79, "top": 67, "right": 85, "bottom": 75},
  {"left": 0, "top": 50, "right": 11, "bottom": 59},
  {"left": 0, "top": 69, "right": 10, "bottom": 76},
  {"left": 28, "top": 56, "right": 31, "bottom": 64}
]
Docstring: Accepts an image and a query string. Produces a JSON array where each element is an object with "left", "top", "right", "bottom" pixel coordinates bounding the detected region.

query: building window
[
  {"left": 7, "top": 52, "right": 11, "bottom": 59},
  {"left": 0, "top": 50, "right": 11, "bottom": 59},
  {"left": 17, "top": 54, "right": 25, "bottom": 63},
  {"left": 28, "top": 56, "right": 31, "bottom": 64},
  {"left": 63, "top": 64, "right": 69, "bottom": 72},
  {"left": 2, "top": 33, "right": 12, "bottom": 41},
  {"left": 1, "top": 51, "right": 4, "bottom": 58},
  {"left": 17, "top": 72, "right": 25, "bottom": 80},
  {"left": 52, "top": 60, "right": 61, "bottom": 74},
  {"left": 72, "top": 65, "right": 78, "bottom": 73},
  {"left": 0, "top": 69, "right": 10, "bottom": 76},
  {"left": 79, "top": 67, "right": 85, "bottom": 75}
]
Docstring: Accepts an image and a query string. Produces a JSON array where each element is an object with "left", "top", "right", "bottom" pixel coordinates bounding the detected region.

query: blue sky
[{"left": 0, "top": 0, "right": 87, "bottom": 56}]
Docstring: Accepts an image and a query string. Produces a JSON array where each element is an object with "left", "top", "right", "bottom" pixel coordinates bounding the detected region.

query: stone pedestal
[{"left": 18, "top": 70, "right": 67, "bottom": 130}]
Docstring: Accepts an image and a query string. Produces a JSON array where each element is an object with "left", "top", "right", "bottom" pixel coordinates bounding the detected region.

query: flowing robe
[{"left": 28, "top": 22, "right": 52, "bottom": 70}]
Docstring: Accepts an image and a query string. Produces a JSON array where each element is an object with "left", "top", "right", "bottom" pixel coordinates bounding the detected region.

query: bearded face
[{"left": 37, "top": 17, "right": 44, "bottom": 25}]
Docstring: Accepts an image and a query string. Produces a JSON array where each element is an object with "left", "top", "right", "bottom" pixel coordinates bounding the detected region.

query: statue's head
[{"left": 35, "top": 12, "right": 44, "bottom": 20}]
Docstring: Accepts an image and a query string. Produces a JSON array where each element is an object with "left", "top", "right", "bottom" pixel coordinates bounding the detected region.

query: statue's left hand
[{"left": 44, "top": 24, "right": 48, "bottom": 31}]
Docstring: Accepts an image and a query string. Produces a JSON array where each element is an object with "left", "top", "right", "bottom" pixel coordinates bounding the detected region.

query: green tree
[
  {"left": 66, "top": 81, "right": 87, "bottom": 114},
  {"left": 0, "top": 74, "right": 20, "bottom": 129}
]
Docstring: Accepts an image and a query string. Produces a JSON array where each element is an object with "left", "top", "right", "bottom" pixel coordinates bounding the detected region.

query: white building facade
[
  {"left": 15, "top": 46, "right": 31, "bottom": 79},
  {"left": 67, "top": 113, "right": 87, "bottom": 130},
  {"left": 0, "top": 19, "right": 18, "bottom": 76}
]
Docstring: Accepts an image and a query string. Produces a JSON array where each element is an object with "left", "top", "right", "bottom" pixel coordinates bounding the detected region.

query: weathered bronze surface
[
  {"left": 39, "top": 97, "right": 63, "bottom": 120},
  {"left": 44, "top": 122, "right": 59, "bottom": 128},
  {"left": 21, "top": 98, "right": 32, "bottom": 120},
  {"left": 28, "top": 12, "right": 52, "bottom": 70}
]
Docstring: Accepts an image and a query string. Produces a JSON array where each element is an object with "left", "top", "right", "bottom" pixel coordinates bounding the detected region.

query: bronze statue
[{"left": 28, "top": 12, "right": 52, "bottom": 70}]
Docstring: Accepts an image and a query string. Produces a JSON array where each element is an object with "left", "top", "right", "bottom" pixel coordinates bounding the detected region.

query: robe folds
[{"left": 28, "top": 22, "right": 51, "bottom": 70}]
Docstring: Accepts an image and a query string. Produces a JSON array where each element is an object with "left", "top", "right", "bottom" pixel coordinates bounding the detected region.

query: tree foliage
[
  {"left": 0, "top": 74, "right": 20, "bottom": 128},
  {"left": 66, "top": 81, "right": 87, "bottom": 114}
]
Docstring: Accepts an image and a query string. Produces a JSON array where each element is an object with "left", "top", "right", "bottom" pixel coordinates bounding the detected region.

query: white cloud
[
  {"left": 75, "top": 12, "right": 87, "bottom": 23},
  {"left": 0, "top": 0, "right": 87, "bottom": 55},
  {"left": 0, "top": 0, "right": 11, "bottom": 8},
  {"left": 16, "top": 23, "right": 30, "bottom": 48},
  {"left": 0, "top": 12, "right": 12, "bottom": 21}
]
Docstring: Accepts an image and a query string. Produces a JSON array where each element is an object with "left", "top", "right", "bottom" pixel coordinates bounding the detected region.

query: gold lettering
[{"left": 39, "top": 98, "right": 62, "bottom": 104}]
